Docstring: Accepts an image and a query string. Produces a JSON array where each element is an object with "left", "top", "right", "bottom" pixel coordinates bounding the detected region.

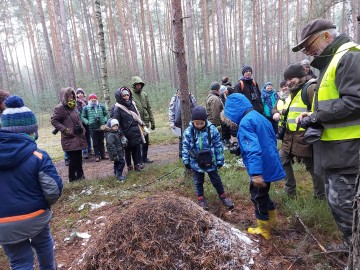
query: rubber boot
[
  {"left": 247, "top": 219, "right": 271, "bottom": 240},
  {"left": 268, "top": 209, "right": 277, "bottom": 229}
]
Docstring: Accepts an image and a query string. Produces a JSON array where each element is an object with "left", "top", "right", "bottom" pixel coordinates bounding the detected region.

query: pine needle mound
[{"left": 81, "top": 193, "right": 258, "bottom": 269}]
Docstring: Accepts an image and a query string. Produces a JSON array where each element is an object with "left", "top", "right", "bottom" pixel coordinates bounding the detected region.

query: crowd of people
[
  {"left": 0, "top": 18, "right": 359, "bottom": 269},
  {"left": 177, "top": 18, "right": 360, "bottom": 251}
]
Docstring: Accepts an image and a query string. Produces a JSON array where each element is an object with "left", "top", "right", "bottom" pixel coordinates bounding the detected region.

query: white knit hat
[{"left": 110, "top": 119, "right": 119, "bottom": 127}]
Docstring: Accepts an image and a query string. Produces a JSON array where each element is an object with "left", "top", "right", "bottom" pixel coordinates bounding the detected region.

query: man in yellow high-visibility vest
[{"left": 294, "top": 18, "right": 360, "bottom": 249}]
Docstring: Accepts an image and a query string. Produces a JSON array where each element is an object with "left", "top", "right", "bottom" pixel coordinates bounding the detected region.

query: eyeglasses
[{"left": 301, "top": 33, "right": 322, "bottom": 53}]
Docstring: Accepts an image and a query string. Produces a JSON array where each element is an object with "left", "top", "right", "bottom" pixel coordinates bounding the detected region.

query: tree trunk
[
  {"left": 211, "top": 0, "right": 217, "bottom": 70},
  {"left": 0, "top": 42, "right": 9, "bottom": 91},
  {"left": 69, "top": 0, "right": 84, "bottom": 76},
  {"left": 349, "top": 167, "right": 360, "bottom": 269},
  {"left": 140, "top": 0, "right": 153, "bottom": 81},
  {"left": 81, "top": 0, "right": 100, "bottom": 81},
  {"left": 201, "top": 0, "right": 210, "bottom": 74},
  {"left": 171, "top": 0, "right": 191, "bottom": 178},
  {"left": 185, "top": 0, "right": 196, "bottom": 94},
  {"left": 145, "top": 0, "right": 160, "bottom": 82},
  {"left": 95, "top": 0, "right": 110, "bottom": 112},
  {"left": 238, "top": 0, "right": 244, "bottom": 70},
  {"left": 36, "top": 0, "right": 59, "bottom": 94},
  {"left": 216, "top": 0, "right": 227, "bottom": 73},
  {"left": 59, "top": 0, "right": 76, "bottom": 88},
  {"left": 105, "top": 1, "right": 118, "bottom": 77},
  {"left": 21, "top": 38, "right": 35, "bottom": 95}
]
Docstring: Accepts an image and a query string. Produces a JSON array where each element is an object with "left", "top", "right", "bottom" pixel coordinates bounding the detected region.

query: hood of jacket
[
  {"left": 223, "top": 93, "right": 253, "bottom": 125},
  {"left": 0, "top": 130, "right": 37, "bottom": 169},
  {"left": 131, "top": 76, "right": 145, "bottom": 91},
  {"left": 59, "top": 87, "right": 76, "bottom": 107}
]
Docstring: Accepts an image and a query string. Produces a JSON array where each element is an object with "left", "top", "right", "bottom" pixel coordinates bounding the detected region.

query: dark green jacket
[
  {"left": 81, "top": 103, "right": 108, "bottom": 130},
  {"left": 131, "top": 76, "right": 155, "bottom": 128}
]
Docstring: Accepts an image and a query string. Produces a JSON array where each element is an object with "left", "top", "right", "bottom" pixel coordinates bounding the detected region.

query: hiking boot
[
  {"left": 135, "top": 164, "right": 143, "bottom": 171},
  {"left": 95, "top": 157, "right": 100, "bottom": 162},
  {"left": 198, "top": 196, "right": 209, "bottom": 211},
  {"left": 101, "top": 155, "right": 109, "bottom": 160},
  {"left": 82, "top": 151, "right": 89, "bottom": 159},
  {"left": 143, "top": 158, "right": 153, "bottom": 163},
  {"left": 65, "top": 159, "right": 69, "bottom": 166},
  {"left": 247, "top": 219, "right": 271, "bottom": 240},
  {"left": 219, "top": 195, "right": 234, "bottom": 210},
  {"left": 117, "top": 175, "right": 126, "bottom": 182},
  {"left": 128, "top": 165, "right": 134, "bottom": 171}
]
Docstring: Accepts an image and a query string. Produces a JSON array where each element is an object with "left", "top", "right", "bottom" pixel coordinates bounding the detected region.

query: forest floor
[{"left": 48, "top": 142, "right": 349, "bottom": 270}]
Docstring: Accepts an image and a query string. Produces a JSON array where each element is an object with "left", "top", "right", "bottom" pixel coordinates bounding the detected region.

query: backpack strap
[
  {"left": 301, "top": 78, "right": 317, "bottom": 111},
  {"left": 240, "top": 80, "right": 257, "bottom": 91}
]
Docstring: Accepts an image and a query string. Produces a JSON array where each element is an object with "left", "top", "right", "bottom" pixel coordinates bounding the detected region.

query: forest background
[{"left": 0, "top": 0, "right": 359, "bottom": 121}]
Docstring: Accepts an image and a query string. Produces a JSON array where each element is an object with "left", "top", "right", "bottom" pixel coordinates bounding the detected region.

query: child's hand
[{"left": 251, "top": 175, "right": 267, "bottom": 188}]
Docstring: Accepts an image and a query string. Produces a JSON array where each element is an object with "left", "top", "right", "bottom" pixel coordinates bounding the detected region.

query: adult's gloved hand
[
  {"left": 170, "top": 122, "right": 175, "bottom": 128},
  {"left": 151, "top": 123, "right": 155, "bottom": 130},
  {"left": 299, "top": 114, "right": 321, "bottom": 130},
  {"left": 251, "top": 175, "right": 267, "bottom": 188},
  {"left": 184, "top": 163, "right": 191, "bottom": 170}
]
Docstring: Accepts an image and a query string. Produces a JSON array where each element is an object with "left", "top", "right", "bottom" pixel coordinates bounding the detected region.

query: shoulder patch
[{"left": 33, "top": 151, "right": 43, "bottom": 160}]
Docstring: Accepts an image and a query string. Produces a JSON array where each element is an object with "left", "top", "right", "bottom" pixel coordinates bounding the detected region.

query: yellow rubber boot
[
  {"left": 268, "top": 209, "right": 277, "bottom": 229},
  {"left": 247, "top": 219, "right": 271, "bottom": 240}
]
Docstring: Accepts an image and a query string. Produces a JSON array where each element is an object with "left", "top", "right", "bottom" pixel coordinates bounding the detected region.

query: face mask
[{"left": 67, "top": 100, "right": 76, "bottom": 109}]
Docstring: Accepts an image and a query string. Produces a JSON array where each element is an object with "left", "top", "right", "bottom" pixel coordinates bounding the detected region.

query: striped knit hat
[{"left": 1, "top": 95, "right": 38, "bottom": 134}]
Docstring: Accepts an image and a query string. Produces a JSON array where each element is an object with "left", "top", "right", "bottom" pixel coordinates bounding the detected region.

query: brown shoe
[{"left": 95, "top": 157, "right": 100, "bottom": 162}]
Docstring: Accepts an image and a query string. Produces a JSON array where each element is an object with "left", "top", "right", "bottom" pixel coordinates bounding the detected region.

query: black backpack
[{"left": 301, "top": 79, "right": 317, "bottom": 111}]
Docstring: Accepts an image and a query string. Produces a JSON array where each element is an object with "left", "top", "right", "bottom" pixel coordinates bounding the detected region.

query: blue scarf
[{"left": 261, "top": 84, "right": 278, "bottom": 117}]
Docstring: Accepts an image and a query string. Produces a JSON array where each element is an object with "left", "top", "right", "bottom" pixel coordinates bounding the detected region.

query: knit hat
[
  {"left": 301, "top": 59, "right": 311, "bottom": 66},
  {"left": 110, "top": 119, "right": 119, "bottom": 127},
  {"left": 210, "top": 81, "right": 220, "bottom": 91},
  {"left": 242, "top": 65, "right": 253, "bottom": 75},
  {"left": 121, "top": 89, "right": 130, "bottom": 96},
  {"left": 76, "top": 88, "right": 85, "bottom": 95},
  {"left": 1, "top": 95, "right": 38, "bottom": 134},
  {"left": 191, "top": 106, "right": 207, "bottom": 121},
  {"left": 292, "top": 18, "right": 336, "bottom": 52},
  {"left": 88, "top": 93, "right": 97, "bottom": 100},
  {"left": 283, "top": 63, "right": 307, "bottom": 80}
]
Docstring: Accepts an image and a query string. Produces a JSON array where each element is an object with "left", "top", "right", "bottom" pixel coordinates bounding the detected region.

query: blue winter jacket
[
  {"left": 224, "top": 93, "right": 285, "bottom": 182},
  {"left": 182, "top": 121, "right": 224, "bottom": 173},
  {"left": 0, "top": 130, "right": 63, "bottom": 244}
]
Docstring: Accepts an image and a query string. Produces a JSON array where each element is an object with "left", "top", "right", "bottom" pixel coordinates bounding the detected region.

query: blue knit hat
[{"left": 1, "top": 95, "right": 38, "bottom": 134}]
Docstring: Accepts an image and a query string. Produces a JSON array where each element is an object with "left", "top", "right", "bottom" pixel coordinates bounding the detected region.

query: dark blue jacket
[
  {"left": 0, "top": 130, "right": 63, "bottom": 244},
  {"left": 224, "top": 94, "right": 285, "bottom": 182}
]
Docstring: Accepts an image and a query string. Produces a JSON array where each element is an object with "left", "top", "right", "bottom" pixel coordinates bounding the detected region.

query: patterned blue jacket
[
  {"left": 182, "top": 121, "right": 224, "bottom": 172},
  {"left": 0, "top": 130, "right": 63, "bottom": 244}
]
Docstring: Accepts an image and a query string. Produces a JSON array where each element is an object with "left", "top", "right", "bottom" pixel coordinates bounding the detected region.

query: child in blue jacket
[
  {"left": 222, "top": 93, "right": 285, "bottom": 240},
  {"left": 0, "top": 96, "right": 63, "bottom": 269},
  {"left": 182, "top": 106, "right": 234, "bottom": 210}
]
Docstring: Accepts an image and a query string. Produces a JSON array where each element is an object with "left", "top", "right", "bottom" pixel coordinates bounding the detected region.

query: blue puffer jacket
[
  {"left": 224, "top": 93, "right": 285, "bottom": 182},
  {"left": 182, "top": 121, "right": 224, "bottom": 172},
  {"left": 0, "top": 130, "right": 63, "bottom": 244}
]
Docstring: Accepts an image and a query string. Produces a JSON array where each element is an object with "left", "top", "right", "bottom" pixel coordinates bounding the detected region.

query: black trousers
[
  {"left": 90, "top": 129, "right": 105, "bottom": 158},
  {"left": 125, "top": 145, "right": 141, "bottom": 167},
  {"left": 140, "top": 133, "right": 149, "bottom": 161},
  {"left": 67, "top": 150, "right": 84, "bottom": 182},
  {"left": 249, "top": 182, "right": 275, "bottom": 220}
]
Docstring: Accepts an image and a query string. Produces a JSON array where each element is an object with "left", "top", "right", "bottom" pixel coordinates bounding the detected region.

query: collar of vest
[{"left": 311, "top": 34, "right": 350, "bottom": 70}]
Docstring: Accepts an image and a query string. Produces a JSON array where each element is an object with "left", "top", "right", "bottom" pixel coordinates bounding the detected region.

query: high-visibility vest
[
  {"left": 314, "top": 42, "right": 360, "bottom": 141},
  {"left": 288, "top": 90, "right": 308, "bottom": 131},
  {"left": 276, "top": 95, "right": 291, "bottom": 126}
]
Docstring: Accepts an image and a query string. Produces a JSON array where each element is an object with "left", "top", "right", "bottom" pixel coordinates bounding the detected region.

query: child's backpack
[{"left": 190, "top": 126, "right": 213, "bottom": 169}]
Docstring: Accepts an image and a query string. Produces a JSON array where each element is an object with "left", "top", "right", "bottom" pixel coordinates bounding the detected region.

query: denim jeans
[
  {"left": 2, "top": 224, "right": 55, "bottom": 270},
  {"left": 193, "top": 170, "right": 224, "bottom": 197}
]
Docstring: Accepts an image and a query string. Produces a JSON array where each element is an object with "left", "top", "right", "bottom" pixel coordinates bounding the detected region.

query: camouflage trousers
[
  {"left": 279, "top": 150, "right": 325, "bottom": 198},
  {"left": 325, "top": 173, "right": 357, "bottom": 243}
]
